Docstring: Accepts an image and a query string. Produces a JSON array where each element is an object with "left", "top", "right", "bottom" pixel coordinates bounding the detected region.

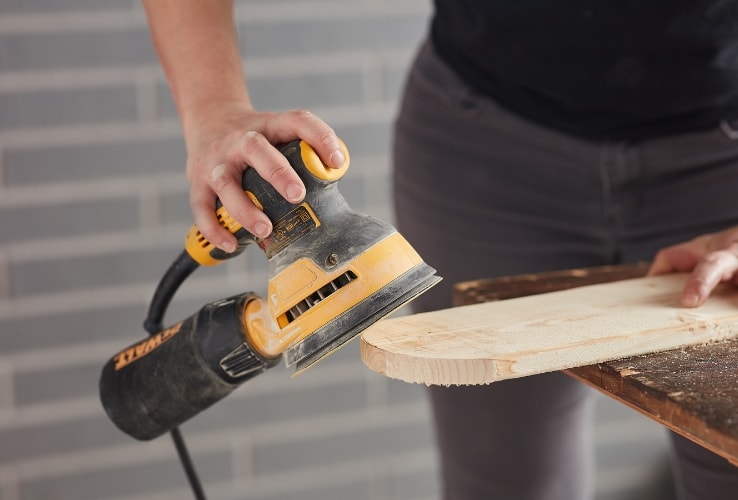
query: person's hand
[
  {"left": 184, "top": 103, "right": 345, "bottom": 253},
  {"left": 648, "top": 225, "right": 738, "bottom": 307},
  {"left": 141, "top": 0, "right": 346, "bottom": 254}
]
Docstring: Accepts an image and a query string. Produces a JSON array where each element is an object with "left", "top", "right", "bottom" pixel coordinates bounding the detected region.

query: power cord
[{"left": 143, "top": 250, "right": 206, "bottom": 500}]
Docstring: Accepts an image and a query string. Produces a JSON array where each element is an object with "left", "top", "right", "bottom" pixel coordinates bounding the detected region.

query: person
[{"left": 142, "top": 1, "right": 738, "bottom": 498}]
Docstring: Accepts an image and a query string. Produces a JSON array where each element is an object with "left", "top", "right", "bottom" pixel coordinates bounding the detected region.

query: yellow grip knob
[{"left": 299, "top": 139, "right": 350, "bottom": 181}]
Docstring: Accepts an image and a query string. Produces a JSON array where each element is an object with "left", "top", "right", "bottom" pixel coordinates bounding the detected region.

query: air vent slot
[
  {"left": 284, "top": 270, "right": 357, "bottom": 323},
  {"left": 195, "top": 231, "right": 209, "bottom": 249}
]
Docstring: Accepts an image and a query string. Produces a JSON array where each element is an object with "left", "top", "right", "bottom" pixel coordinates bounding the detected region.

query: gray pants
[{"left": 392, "top": 40, "right": 738, "bottom": 500}]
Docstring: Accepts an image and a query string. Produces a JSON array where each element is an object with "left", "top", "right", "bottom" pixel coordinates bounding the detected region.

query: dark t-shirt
[{"left": 431, "top": 0, "right": 738, "bottom": 140}]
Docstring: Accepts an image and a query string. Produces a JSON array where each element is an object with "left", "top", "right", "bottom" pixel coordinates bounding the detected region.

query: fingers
[
  {"left": 239, "top": 131, "right": 305, "bottom": 206},
  {"left": 264, "top": 109, "right": 346, "bottom": 169},
  {"left": 190, "top": 155, "right": 276, "bottom": 252},
  {"left": 186, "top": 109, "right": 344, "bottom": 253},
  {"left": 189, "top": 140, "right": 283, "bottom": 252},
  {"left": 648, "top": 245, "right": 700, "bottom": 276},
  {"left": 680, "top": 244, "right": 738, "bottom": 307},
  {"left": 189, "top": 168, "right": 250, "bottom": 254},
  {"left": 190, "top": 183, "right": 238, "bottom": 253},
  {"left": 647, "top": 232, "right": 738, "bottom": 308}
]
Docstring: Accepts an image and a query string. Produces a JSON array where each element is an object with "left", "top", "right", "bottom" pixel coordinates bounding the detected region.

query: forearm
[
  {"left": 142, "top": 0, "right": 251, "bottom": 140},
  {"left": 141, "top": 0, "right": 343, "bottom": 250}
]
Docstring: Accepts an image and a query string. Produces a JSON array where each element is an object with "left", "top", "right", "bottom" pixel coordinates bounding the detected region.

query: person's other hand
[
  {"left": 648, "top": 225, "right": 738, "bottom": 307},
  {"left": 184, "top": 103, "right": 346, "bottom": 253}
]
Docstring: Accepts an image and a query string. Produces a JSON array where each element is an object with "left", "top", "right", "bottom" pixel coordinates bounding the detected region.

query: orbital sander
[{"left": 99, "top": 139, "right": 440, "bottom": 443}]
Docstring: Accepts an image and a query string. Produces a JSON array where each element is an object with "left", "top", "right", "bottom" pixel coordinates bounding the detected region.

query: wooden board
[
  {"left": 360, "top": 273, "right": 738, "bottom": 386},
  {"left": 449, "top": 263, "right": 738, "bottom": 466},
  {"left": 566, "top": 339, "right": 738, "bottom": 466}
]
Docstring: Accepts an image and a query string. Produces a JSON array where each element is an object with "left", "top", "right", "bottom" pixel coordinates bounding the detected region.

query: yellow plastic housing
[{"left": 245, "top": 231, "right": 423, "bottom": 358}]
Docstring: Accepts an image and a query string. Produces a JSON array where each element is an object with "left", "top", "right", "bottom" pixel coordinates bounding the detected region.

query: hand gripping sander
[{"left": 99, "top": 139, "right": 441, "bottom": 441}]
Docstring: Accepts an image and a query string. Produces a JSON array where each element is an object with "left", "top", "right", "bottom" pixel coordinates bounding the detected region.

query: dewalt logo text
[{"left": 114, "top": 322, "right": 183, "bottom": 371}]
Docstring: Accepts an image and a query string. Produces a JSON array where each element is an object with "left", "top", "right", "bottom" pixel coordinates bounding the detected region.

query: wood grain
[{"left": 360, "top": 273, "right": 738, "bottom": 386}]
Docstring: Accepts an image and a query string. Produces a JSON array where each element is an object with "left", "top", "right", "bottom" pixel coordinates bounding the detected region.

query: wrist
[{"left": 180, "top": 98, "right": 255, "bottom": 147}]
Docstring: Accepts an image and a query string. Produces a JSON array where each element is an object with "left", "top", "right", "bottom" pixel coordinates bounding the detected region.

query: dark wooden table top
[{"left": 453, "top": 263, "right": 738, "bottom": 466}]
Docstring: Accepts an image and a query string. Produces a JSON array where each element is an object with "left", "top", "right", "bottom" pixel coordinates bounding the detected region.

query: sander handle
[{"left": 183, "top": 139, "right": 349, "bottom": 267}]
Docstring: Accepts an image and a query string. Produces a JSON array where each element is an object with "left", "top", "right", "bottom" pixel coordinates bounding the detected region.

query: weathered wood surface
[
  {"left": 453, "top": 262, "right": 651, "bottom": 305},
  {"left": 360, "top": 268, "right": 738, "bottom": 387},
  {"left": 567, "top": 341, "right": 738, "bottom": 466}
]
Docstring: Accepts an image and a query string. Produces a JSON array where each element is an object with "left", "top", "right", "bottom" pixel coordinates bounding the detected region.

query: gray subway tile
[
  {"left": 0, "top": 86, "right": 137, "bottom": 130},
  {"left": 384, "top": 65, "right": 411, "bottom": 102},
  {"left": 3, "top": 138, "right": 186, "bottom": 186},
  {"left": 249, "top": 71, "right": 365, "bottom": 111},
  {"left": 20, "top": 449, "right": 232, "bottom": 500},
  {"left": 160, "top": 189, "right": 192, "bottom": 227},
  {"left": 387, "top": 377, "right": 427, "bottom": 407},
  {"left": 251, "top": 480, "right": 372, "bottom": 500},
  {"left": 336, "top": 121, "right": 392, "bottom": 159},
  {"left": 181, "top": 378, "right": 369, "bottom": 436},
  {"left": 0, "top": 197, "right": 139, "bottom": 245},
  {"left": 253, "top": 419, "right": 433, "bottom": 475},
  {"left": 15, "top": 361, "right": 102, "bottom": 407},
  {"left": 0, "top": 0, "right": 131, "bottom": 13},
  {"left": 157, "top": 70, "right": 366, "bottom": 121},
  {"left": 389, "top": 467, "right": 439, "bottom": 500},
  {"left": 0, "top": 414, "right": 129, "bottom": 464},
  {"left": 0, "top": 28, "right": 156, "bottom": 73},
  {"left": 0, "top": 303, "right": 148, "bottom": 352},
  {"left": 239, "top": 15, "right": 427, "bottom": 59},
  {"left": 9, "top": 246, "right": 177, "bottom": 296}
]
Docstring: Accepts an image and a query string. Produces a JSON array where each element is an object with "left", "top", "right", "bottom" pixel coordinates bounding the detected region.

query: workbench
[{"left": 452, "top": 263, "right": 738, "bottom": 467}]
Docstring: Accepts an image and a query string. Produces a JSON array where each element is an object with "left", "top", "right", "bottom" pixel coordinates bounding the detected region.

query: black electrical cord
[
  {"left": 144, "top": 250, "right": 200, "bottom": 334},
  {"left": 143, "top": 249, "right": 206, "bottom": 500},
  {"left": 170, "top": 428, "right": 206, "bottom": 500}
]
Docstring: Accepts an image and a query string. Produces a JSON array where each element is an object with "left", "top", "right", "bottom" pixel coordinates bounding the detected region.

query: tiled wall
[{"left": 0, "top": 1, "right": 675, "bottom": 499}]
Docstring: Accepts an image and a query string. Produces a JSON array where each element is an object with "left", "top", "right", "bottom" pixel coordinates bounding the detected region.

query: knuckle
[
  {"left": 266, "top": 160, "right": 294, "bottom": 185},
  {"left": 317, "top": 129, "right": 337, "bottom": 148},
  {"left": 289, "top": 109, "right": 315, "bottom": 122},
  {"left": 199, "top": 225, "right": 221, "bottom": 243},
  {"left": 652, "top": 248, "right": 667, "bottom": 261},
  {"left": 691, "top": 274, "right": 711, "bottom": 287},
  {"left": 210, "top": 173, "right": 234, "bottom": 193},
  {"left": 231, "top": 204, "right": 260, "bottom": 228},
  {"left": 231, "top": 205, "right": 250, "bottom": 224},
  {"left": 191, "top": 213, "right": 220, "bottom": 241},
  {"left": 704, "top": 250, "right": 732, "bottom": 266},
  {"left": 241, "top": 131, "right": 269, "bottom": 155}
]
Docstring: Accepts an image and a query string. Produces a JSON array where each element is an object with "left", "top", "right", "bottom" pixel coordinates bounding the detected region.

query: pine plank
[{"left": 360, "top": 273, "right": 738, "bottom": 386}]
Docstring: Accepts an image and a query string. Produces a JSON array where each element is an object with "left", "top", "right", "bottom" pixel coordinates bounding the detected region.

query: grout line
[
  {"left": 0, "top": 2, "right": 428, "bottom": 35},
  {"left": 0, "top": 66, "right": 161, "bottom": 93},
  {"left": 0, "top": 101, "right": 396, "bottom": 149},
  {"left": 0, "top": 362, "right": 15, "bottom": 413},
  {"left": 0, "top": 402, "right": 432, "bottom": 480},
  {"left": 0, "top": 471, "right": 21, "bottom": 500},
  {"left": 0, "top": 10, "right": 146, "bottom": 34},
  {"left": 0, "top": 249, "right": 8, "bottom": 301},
  {"left": 0, "top": 50, "right": 415, "bottom": 93},
  {"left": 0, "top": 173, "right": 187, "bottom": 209},
  {"left": 0, "top": 360, "right": 369, "bottom": 428},
  {"left": 0, "top": 120, "right": 183, "bottom": 149},
  {"left": 135, "top": 72, "right": 159, "bottom": 123}
]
